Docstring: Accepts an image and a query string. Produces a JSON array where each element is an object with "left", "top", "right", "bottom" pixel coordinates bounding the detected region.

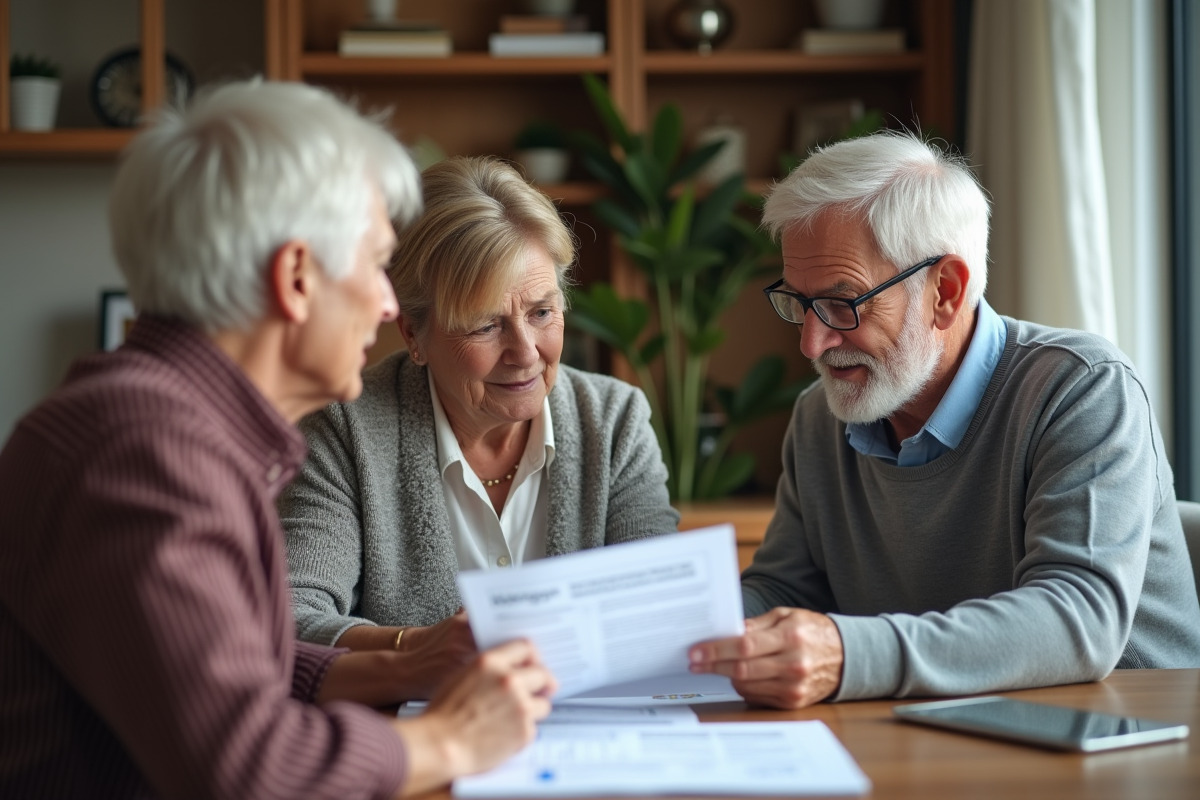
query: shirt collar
[
  {"left": 427, "top": 370, "right": 555, "bottom": 477},
  {"left": 846, "top": 298, "right": 1007, "bottom": 465}
]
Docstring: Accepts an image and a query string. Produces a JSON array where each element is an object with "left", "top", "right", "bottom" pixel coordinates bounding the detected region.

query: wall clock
[{"left": 90, "top": 47, "right": 194, "bottom": 128}]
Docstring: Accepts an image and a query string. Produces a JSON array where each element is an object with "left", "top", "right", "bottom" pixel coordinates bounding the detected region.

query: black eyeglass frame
[{"left": 761, "top": 254, "right": 947, "bottom": 331}]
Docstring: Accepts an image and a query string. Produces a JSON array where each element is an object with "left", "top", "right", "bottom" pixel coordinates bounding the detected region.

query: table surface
[{"left": 426, "top": 669, "right": 1200, "bottom": 800}]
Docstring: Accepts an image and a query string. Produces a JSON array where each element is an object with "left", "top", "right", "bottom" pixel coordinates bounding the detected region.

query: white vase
[
  {"left": 516, "top": 148, "right": 570, "bottom": 184},
  {"left": 813, "top": 0, "right": 886, "bottom": 30},
  {"left": 10, "top": 77, "right": 61, "bottom": 132}
]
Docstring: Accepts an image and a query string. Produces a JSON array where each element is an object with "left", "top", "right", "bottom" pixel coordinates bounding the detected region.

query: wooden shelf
[
  {"left": 642, "top": 49, "right": 926, "bottom": 75},
  {"left": 299, "top": 52, "right": 614, "bottom": 78},
  {"left": 0, "top": 129, "right": 136, "bottom": 157},
  {"left": 0, "top": 0, "right": 168, "bottom": 158}
]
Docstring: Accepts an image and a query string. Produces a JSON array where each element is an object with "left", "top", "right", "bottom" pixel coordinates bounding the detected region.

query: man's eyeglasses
[{"left": 761, "top": 254, "right": 946, "bottom": 331}]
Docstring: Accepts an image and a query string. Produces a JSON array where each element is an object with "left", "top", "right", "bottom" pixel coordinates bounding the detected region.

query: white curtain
[{"left": 967, "top": 0, "right": 1118, "bottom": 341}]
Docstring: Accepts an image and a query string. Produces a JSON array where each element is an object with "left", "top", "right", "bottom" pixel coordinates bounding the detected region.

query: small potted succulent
[
  {"left": 513, "top": 119, "right": 570, "bottom": 184},
  {"left": 9, "top": 53, "right": 62, "bottom": 131}
]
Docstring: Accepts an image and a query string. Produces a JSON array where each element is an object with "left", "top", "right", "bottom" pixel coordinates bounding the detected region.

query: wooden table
[
  {"left": 424, "top": 669, "right": 1198, "bottom": 799},
  {"left": 695, "top": 669, "right": 1200, "bottom": 799}
]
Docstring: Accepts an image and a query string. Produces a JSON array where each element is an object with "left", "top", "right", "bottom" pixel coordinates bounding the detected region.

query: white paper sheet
[
  {"left": 457, "top": 525, "right": 744, "bottom": 698},
  {"left": 399, "top": 700, "right": 698, "bottom": 726},
  {"left": 555, "top": 672, "right": 741, "bottom": 706},
  {"left": 452, "top": 721, "right": 872, "bottom": 797}
]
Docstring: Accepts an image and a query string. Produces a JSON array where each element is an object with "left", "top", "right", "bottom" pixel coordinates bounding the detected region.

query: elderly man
[
  {"left": 690, "top": 131, "right": 1200, "bottom": 708},
  {"left": 0, "top": 80, "right": 554, "bottom": 798}
]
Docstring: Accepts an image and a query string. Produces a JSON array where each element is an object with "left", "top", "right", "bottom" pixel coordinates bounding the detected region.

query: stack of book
[
  {"left": 797, "top": 28, "right": 905, "bottom": 55},
  {"left": 489, "top": 13, "right": 604, "bottom": 57},
  {"left": 339, "top": 20, "right": 452, "bottom": 57}
]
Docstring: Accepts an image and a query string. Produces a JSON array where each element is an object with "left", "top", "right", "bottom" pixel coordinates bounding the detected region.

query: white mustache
[{"left": 818, "top": 350, "right": 872, "bottom": 370}]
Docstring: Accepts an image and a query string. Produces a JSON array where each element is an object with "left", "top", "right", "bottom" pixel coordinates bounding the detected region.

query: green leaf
[
  {"left": 671, "top": 139, "right": 726, "bottom": 184},
  {"left": 664, "top": 187, "right": 695, "bottom": 250},
  {"left": 640, "top": 334, "right": 666, "bottom": 363},
  {"left": 567, "top": 283, "right": 648, "bottom": 352},
  {"left": 650, "top": 103, "right": 683, "bottom": 167},
  {"left": 692, "top": 174, "right": 745, "bottom": 245},
  {"left": 701, "top": 453, "right": 755, "bottom": 499},
  {"left": 686, "top": 327, "right": 725, "bottom": 355},
  {"left": 582, "top": 74, "right": 633, "bottom": 152},
  {"left": 593, "top": 198, "right": 642, "bottom": 240}
]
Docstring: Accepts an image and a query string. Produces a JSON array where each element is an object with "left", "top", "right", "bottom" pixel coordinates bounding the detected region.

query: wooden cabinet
[
  {"left": 266, "top": 0, "right": 957, "bottom": 495},
  {"left": 0, "top": 0, "right": 168, "bottom": 156}
]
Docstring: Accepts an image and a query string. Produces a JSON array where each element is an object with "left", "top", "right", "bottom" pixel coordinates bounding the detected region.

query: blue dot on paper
[{"left": 538, "top": 769, "right": 555, "bottom": 782}]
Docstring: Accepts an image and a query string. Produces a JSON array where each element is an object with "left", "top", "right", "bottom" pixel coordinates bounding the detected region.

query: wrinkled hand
[
  {"left": 688, "top": 607, "right": 844, "bottom": 709},
  {"left": 396, "top": 609, "right": 478, "bottom": 699},
  {"left": 393, "top": 638, "right": 556, "bottom": 795}
]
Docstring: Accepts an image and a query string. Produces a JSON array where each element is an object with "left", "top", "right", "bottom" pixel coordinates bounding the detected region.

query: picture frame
[
  {"left": 792, "top": 98, "right": 865, "bottom": 158},
  {"left": 99, "top": 289, "right": 136, "bottom": 351}
]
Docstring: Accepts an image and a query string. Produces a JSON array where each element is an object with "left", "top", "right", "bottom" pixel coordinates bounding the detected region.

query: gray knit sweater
[
  {"left": 280, "top": 352, "right": 679, "bottom": 645},
  {"left": 743, "top": 318, "right": 1200, "bottom": 701}
]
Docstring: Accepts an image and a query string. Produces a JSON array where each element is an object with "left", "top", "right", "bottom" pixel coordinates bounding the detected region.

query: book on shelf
[
  {"left": 489, "top": 32, "right": 605, "bottom": 57},
  {"left": 339, "top": 25, "right": 452, "bottom": 57},
  {"left": 498, "top": 14, "right": 589, "bottom": 34},
  {"left": 798, "top": 28, "right": 905, "bottom": 55}
]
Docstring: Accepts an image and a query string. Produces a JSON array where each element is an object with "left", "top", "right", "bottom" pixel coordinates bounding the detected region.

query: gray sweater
[
  {"left": 281, "top": 353, "right": 679, "bottom": 645},
  {"left": 743, "top": 318, "right": 1200, "bottom": 701}
]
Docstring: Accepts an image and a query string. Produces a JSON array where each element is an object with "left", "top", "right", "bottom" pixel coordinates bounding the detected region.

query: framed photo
[
  {"left": 792, "top": 98, "right": 865, "bottom": 158},
  {"left": 99, "top": 289, "right": 136, "bottom": 351}
]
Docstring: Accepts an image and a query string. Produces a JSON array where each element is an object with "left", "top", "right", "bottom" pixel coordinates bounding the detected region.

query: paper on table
[
  {"left": 457, "top": 525, "right": 743, "bottom": 698},
  {"left": 452, "top": 720, "right": 872, "bottom": 798},
  {"left": 400, "top": 701, "right": 698, "bottom": 726},
  {"left": 556, "top": 672, "right": 741, "bottom": 706}
]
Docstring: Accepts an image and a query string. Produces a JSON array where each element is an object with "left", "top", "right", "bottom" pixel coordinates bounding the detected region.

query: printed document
[
  {"left": 457, "top": 525, "right": 743, "bottom": 698},
  {"left": 452, "top": 720, "right": 872, "bottom": 797},
  {"left": 400, "top": 701, "right": 698, "bottom": 726}
]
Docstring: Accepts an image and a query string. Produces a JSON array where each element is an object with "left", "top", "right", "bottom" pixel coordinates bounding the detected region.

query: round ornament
[{"left": 90, "top": 47, "right": 193, "bottom": 128}]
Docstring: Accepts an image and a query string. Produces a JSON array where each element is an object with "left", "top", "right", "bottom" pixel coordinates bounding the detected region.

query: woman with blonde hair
[{"left": 281, "top": 155, "right": 678, "bottom": 697}]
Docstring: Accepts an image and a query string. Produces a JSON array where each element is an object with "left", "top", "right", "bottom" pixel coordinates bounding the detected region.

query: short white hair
[
  {"left": 109, "top": 78, "right": 422, "bottom": 332},
  {"left": 762, "top": 131, "right": 991, "bottom": 306}
]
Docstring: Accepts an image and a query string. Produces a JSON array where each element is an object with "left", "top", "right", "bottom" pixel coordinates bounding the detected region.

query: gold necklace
[{"left": 482, "top": 464, "right": 520, "bottom": 488}]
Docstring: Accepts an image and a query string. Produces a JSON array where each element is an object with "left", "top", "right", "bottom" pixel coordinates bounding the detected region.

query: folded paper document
[{"left": 457, "top": 525, "right": 744, "bottom": 698}]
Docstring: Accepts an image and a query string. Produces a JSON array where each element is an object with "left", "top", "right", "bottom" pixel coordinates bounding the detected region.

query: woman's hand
[
  {"left": 394, "top": 609, "right": 478, "bottom": 698},
  {"left": 391, "top": 638, "right": 556, "bottom": 796}
]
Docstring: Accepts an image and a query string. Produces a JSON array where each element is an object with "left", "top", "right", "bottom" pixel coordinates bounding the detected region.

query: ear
[
  {"left": 397, "top": 312, "right": 424, "bottom": 365},
  {"left": 929, "top": 255, "right": 971, "bottom": 331},
  {"left": 267, "top": 240, "right": 317, "bottom": 324}
]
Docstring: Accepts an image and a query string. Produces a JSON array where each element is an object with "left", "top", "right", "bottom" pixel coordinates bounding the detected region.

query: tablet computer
[{"left": 893, "top": 696, "right": 1189, "bottom": 752}]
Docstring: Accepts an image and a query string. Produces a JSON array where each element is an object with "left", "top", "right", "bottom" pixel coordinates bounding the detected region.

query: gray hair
[
  {"left": 762, "top": 131, "right": 991, "bottom": 306},
  {"left": 108, "top": 78, "right": 422, "bottom": 333}
]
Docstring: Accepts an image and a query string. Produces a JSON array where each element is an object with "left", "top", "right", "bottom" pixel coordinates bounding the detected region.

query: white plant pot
[
  {"left": 516, "top": 148, "right": 570, "bottom": 184},
  {"left": 10, "top": 77, "right": 61, "bottom": 131}
]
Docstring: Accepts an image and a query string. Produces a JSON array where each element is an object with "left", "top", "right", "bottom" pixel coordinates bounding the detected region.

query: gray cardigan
[{"left": 280, "top": 353, "right": 679, "bottom": 645}]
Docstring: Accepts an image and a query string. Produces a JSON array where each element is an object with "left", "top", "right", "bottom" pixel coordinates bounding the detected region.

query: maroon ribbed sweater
[{"left": 0, "top": 316, "right": 407, "bottom": 798}]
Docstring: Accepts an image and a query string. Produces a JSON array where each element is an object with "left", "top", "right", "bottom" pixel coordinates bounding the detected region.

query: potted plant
[
  {"left": 9, "top": 53, "right": 62, "bottom": 132},
  {"left": 513, "top": 119, "right": 570, "bottom": 184},
  {"left": 567, "top": 74, "right": 810, "bottom": 502}
]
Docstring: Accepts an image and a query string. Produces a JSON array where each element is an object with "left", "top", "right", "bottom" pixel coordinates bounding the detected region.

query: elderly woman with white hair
[{"left": 0, "top": 81, "right": 555, "bottom": 798}]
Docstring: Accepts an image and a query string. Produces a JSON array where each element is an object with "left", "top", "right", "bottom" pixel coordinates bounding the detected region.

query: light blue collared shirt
[{"left": 846, "top": 299, "right": 1007, "bottom": 467}]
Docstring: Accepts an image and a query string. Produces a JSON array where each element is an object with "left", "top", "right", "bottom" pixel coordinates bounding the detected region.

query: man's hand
[
  {"left": 688, "top": 607, "right": 844, "bottom": 709},
  {"left": 392, "top": 638, "right": 556, "bottom": 796}
]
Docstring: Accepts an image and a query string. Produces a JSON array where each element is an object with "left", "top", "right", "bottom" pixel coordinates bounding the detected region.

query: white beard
[{"left": 813, "top": 297, "right": 943, "bottom": 424}]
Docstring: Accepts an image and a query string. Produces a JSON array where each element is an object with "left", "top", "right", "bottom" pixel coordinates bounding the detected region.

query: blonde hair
[{"left": 390, "top": 156, "right": 575, "bottom": 334}]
